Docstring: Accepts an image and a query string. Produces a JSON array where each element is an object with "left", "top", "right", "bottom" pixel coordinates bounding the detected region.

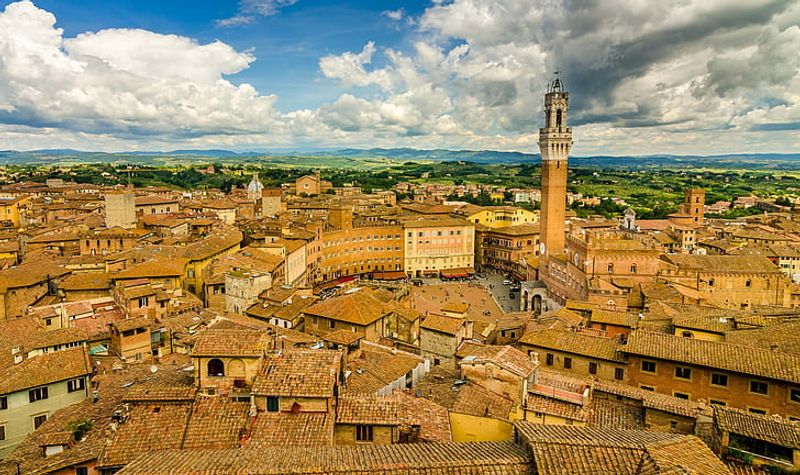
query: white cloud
[
  {"left": 216, "top": 0, "right": 298, "bottom": 28},
  {"left": 383, "top": 8, "right": 404, "bottom": 21},
  {"left": 319, "top": 42, "right": 394, "bottom": 90},
  {"left": 0, "top": 1, "right": 281, "bottom": 137},
  {"left": 0, "top": 0, "right": 799, "bottom": 155}
]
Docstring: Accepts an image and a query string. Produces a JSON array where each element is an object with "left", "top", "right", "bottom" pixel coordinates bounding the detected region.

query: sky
[{"left": 0, "top": 0, "right": 799, "bottom": 156}]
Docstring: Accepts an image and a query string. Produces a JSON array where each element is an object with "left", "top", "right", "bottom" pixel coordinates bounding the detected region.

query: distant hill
[{"left": 1, "top": 148, "right": 799, "bottom": 170}]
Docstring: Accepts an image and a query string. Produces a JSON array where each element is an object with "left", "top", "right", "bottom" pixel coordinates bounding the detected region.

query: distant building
[{"left": 295, "top": 171, "right": 332, "bottom": 196}]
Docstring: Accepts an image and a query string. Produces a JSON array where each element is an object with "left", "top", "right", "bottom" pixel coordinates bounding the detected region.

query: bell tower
[{"left": 538, "top": 75, "right": 572, "bottom": 258}]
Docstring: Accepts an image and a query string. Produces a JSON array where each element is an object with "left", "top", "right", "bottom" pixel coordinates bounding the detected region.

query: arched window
[
  {"left": 630, "top": 264, "right": 637, "bottom": 273},
  {"left": 556, "top": 109, "right": 563, "bottom": 128},
  {"left": 607, "top": 263, "right": 614, "bottom": 273},
  {"left": 207, "top": 359, "right": 225, "bottom": 377}
]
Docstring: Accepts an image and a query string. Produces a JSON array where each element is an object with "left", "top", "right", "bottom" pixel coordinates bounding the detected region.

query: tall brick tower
[{"left": 538, "top": 76, "right": 572, "bottom": 258}]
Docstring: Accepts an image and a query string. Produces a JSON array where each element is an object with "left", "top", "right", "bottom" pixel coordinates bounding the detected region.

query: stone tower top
[{"left": 538, "top": 74, "right": 573, "bottom": 162}]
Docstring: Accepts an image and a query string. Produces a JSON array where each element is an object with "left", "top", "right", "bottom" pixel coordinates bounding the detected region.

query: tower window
[{"left": 556, "top": 109, "right": 563, "bottom": 128}]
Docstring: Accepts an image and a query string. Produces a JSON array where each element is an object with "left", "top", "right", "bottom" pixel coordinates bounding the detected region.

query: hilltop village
[{"left": 0, "top": 82, "right": 799, "bottom": 475}]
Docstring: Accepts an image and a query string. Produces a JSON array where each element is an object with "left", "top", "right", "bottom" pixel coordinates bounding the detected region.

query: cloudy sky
[{"left": 0, "top": 0, "right": 798, "bottom": 155}]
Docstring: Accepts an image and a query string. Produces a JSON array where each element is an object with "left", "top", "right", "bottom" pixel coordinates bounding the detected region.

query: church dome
[{"left": 247, "top": 173, "right": 264, "bottom": 195}]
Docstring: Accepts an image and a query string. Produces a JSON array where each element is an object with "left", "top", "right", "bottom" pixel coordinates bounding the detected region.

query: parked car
[{"left": 503, "top": 280, "right": 513, "bottom": 285}]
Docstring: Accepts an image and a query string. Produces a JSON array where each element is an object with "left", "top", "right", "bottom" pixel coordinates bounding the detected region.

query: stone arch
[
  {"left": 207, "top": 358, "right": 225, "bottom": 377},
  {"left": 532, "top": 295, "right": 542, "bottom": 315}
]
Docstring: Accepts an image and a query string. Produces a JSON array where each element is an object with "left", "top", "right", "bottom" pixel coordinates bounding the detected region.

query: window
[
  {"left": 673, "top": 392, "right": 690, "bottom": 400},
  {"left": 266, "top": 396, "right": 279, "bottom": 412},
  {"left": 138, "top": 296, "right": 149, "bottom": 307},
  {"left": 33, "top": 414, "right": 47, "bottom": 429},
  {"left": 674, "top": 367, "right": 692, "bottom": 380},
  {"left": 640, "top": 385, "right": 655, "bottom": 392},
  {"left": 750, "top": 380, "right": 769, "bottom": 395},
  {"left": 589, "top": 362, "right": 598, "bottom": 375},
  {"left": 614, "top": 368, "right": 624, "bottom": 381},
  {"left": 711, "top": 373, "right": 728, "bottom": 387},
  {"left": 356, "top": 425, "right": 373, "bottom": 442},
  {"left": 329, "top": 319, "right": 336, "bottom": 329},
  {"left": 29, "top": 387, "right": 49, "bottom": 403},
  {"left": 563, "top": 357, "right": 572, "bottom": 369},
  {"left": 607, "top": 263, "right": 614, "bottom": 273},
  {"left": 67, "top": 378, "right": 85, "bottom": 393},
  {"left": 745, "top": 279, "right": 751, "bottom": 287},
  {"left": 708, "top": 278, "right": 715, "bottom": 287},
  {"left": 0, "top": 396, "right": 6, "bottom": 410},
  {"left": 710, "top": 400, "right": 727, "bottom": 406},
  {"left": 545, "top": 353, "right": 554, "bottom": 366},
  {"left": 791, "top": 387, "right": 800, "bottom": 404},
  {"left": 748, "top": 407, "right": 767, "bottom": 415},
  {"left": 669, "top": 421, "right": 677, "bottom": 430},
  {"left": 207, "top": 359, "right": 225, "bottom": 377},
  {"left": 0, "top": 424, "right": 4, "bottom": 441},
  {"left": 681, "top": 331, "right": 693, "bottom": 338},
  {"left": 76, "top": 467, "right": 89, "bottom": 475},
  {"left": 630, "top": 264, "right": 637, "bottom": 273},
  {"left": 641, "top": 360, "right": 657, "bottom": 373}
]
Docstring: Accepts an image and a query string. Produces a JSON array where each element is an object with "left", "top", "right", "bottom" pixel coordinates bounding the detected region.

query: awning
[
  {"left": 338, "top": 275, "right": 357, "bottom": 284},
  {"left": 440, "top": 267, "right": 475, "bottom": 278}
]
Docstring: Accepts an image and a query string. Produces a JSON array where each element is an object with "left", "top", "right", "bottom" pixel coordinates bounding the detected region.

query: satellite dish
[{"left": 150, "top": 365, "right": 158, "bottom": 374}]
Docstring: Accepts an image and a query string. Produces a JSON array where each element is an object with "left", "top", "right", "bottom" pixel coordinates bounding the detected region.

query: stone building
[
  {"left": 104, "top": 190, "right": 136, "bottom": 229},
  {"left": 0, "top": 347, "right": 92, "bottom": 458},
  {"left": 656, "top": 254, "right": 789, "bottom": 309},
  {"left": 518, "top": 328, "right": 627, "bottom": 382},
  {"left": 401, "top": 217, "right": 475, "bottom": 278},
  {"left": 419, "top": 313, "right": 473, "bottom": 369},
  {"left": 225, "top": 269, "right": 274, "bottom": 315},
  {"left": 623, "top": 331, "right": 800, "bottom": 419}
]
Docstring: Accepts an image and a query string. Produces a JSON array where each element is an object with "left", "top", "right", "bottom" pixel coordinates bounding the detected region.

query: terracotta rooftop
[
  {"left": 251, "top": 349, "right": 342, "bottom": 398},
  {"left": 416, "top": 367, "right": 514, "bottom": 420},
  {"left": 622, "top": 331, "right": 800, "bottom": 384},
  {"left": 514, "top": 422, "right": 731, "bottom": 475},
  {"left": 112, "top": 316, "right": 150, "bottom": 333},
  {"left": 345, "top": 345, "right": 423, "bottom": 394},
  {"left": 0, "top": 346, "right": 91, "bottom": 395},
  {"left": 519, "top": 328, "right": 625, "bottom": 363},
  {"left": 97, "top": 401, "right": 193, "bottom": 469},
  {"left": 247, "top": 412, "right": 334, "bottom": 447},
  {"left": 420, "top": 313, "right": 465, "bottom": 335},
  {"left": 182, "top": 396, "right": 250, "bottom": 450},
  {"left": 713, "top": 405, "right": 800, "bottom": 450},
  {"left": 115, "top": 441, "right": 529, "bottom": 475},
  {"left": 661, "top": 254, "right": 781, "bottom": 274},
  {"left": 191, "top": 329, "right": 267, "bottom": 357},
  {"left": 59, "top": 271, "right": 111, "bottom": 290},
  {"left": 303, "top": 288, "right": 393, "bottom": 326},
  {"left": 0, "top": 261, "right": 70, "bottom": 290},
  {"left": 336, "top": 393, "right": 399, "bottom": 425},
  {"left": 456, "top": 342, "right": 538, "bottom": 377}
]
